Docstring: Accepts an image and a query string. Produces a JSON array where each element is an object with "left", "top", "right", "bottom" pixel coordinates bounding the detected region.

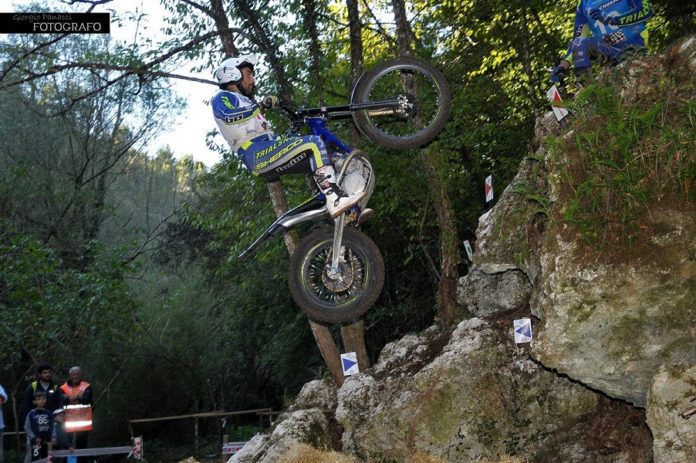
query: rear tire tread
[{"left": 352, "top": 57, "right": 451, "bottom": 150}]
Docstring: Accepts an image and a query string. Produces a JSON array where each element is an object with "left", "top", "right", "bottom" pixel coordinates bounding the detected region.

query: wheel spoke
[{"left": 302, "top": 239, "right": 369, "bottom": 307}]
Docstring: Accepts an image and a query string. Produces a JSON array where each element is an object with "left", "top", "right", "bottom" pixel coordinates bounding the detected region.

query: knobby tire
[
  {"left": 288, "top": 227, "right": 384, "bottom": 324},
  {"left": 352, "top": 57, "right": 451, "bottom": 150}
]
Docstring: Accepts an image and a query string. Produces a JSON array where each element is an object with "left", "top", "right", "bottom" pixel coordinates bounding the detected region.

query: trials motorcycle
[{"left": 238, "top": 57, "right": 451, "bottom": 324}]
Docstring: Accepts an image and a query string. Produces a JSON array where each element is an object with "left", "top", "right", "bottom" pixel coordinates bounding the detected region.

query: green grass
[{"left": 548, "top": 53, "right": 695, "bottom": 255}]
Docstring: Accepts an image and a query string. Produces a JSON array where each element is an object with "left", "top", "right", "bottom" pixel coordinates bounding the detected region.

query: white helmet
[{"left": 214, "top": 55, "right": 258, "bottom": 86}]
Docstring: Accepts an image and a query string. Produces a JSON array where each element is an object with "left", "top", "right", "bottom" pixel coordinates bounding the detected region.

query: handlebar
[{"left": 284, "top": 98, "right": 402, "bottom": 122}]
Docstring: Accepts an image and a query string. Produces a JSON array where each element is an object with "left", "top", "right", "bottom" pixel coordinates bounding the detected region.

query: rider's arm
[
  {"left": 24, "top": 412, "right": 36, "bottom": 441},
  {"left": 212, "top": 91, "right": 273, "bottom": 153},
  {"left": 563, "top": 2, "right": 590, "bottom": 64},
  {"left": 212, "top": 92, "right": 261, "bottom": 125}
]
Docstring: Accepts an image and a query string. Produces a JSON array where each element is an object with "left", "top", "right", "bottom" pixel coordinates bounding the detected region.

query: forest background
[{"left": 0, "top": 0, "right": 693, "bottom": 459}]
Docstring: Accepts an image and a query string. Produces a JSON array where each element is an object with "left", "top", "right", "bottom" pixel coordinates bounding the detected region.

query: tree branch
[{"left": 176, "top": 0, "right": 214, "bottom": 17}]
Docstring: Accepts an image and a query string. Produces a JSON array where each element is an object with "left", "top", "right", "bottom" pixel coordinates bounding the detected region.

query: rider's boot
[{"left": 314, "top": 165, "right": 365, "bottom": 219}]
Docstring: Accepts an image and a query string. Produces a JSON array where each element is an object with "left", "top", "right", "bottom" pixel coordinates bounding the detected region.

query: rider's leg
[
  {"left": 239, "top": 135, "right": 364, "bottom": 218},
  {"left": 571, "top": 36, "right": 631, "bottom": 82},
  {"left": 570, "top": 37, "right": 596, "bottom": 82}
]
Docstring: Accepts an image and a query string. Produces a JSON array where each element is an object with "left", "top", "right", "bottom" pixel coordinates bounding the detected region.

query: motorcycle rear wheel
[
  {"left": 288, "top": 227, "right": 384, "bottom": 324},
  {"left": 351, "top": 57, "right": 451, "bottom": 150}
]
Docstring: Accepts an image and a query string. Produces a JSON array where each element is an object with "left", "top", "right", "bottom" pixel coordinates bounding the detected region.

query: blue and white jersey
[
  {"left": 565, "top": 0, "right": 652, "bottom": 60},
  {"left": 212, "top": 90, "right": 274, "bottom": 153}
]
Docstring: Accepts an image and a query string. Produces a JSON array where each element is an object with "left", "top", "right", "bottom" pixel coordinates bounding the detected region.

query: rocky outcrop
[
  {"left": 459, "top": 35, "right": 696, "bottom": 461},
  {"left": 335, "top": 317, "right": 642, "bottom": 462},
  {"left": 532, "top": 208, "right": 696, "bottom": 406},
  {"left": 230, "top": 36, "right": 696, "bottom": 463},
  {"left": 646, "top": 365, "right": 696, "bottom": 463},
  {"left": 228, "top": 379, "right": 337, "bottom": 463}
]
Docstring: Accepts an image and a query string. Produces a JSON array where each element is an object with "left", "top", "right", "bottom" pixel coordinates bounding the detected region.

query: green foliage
[
  {"left": 513, "top": 180, "right": 551, "bottom": 218},
  {"left": 551, "top": 64, "right": 695, "bottom": 251},
  {"left": 0, "top": 223, "right": 136, "bottom": 375}
]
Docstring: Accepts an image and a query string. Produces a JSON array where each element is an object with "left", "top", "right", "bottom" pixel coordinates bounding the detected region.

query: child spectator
[
  {"left": 23, "top": 391, "right": 56, "bottom": 462},
  {"left": 52, "top": 408, "right": 73, "bottom": 463}
]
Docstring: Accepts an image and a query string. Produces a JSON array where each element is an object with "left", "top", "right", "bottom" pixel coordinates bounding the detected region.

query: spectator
[
  {"left": 550, "top": 0, "right": 653, "bottom": 84},
  {"left": 52, "top": 408, "right": 73, "bottom": 463},
  {"left": 60, "top": 366, "right": 93, "bottom": 463},
  {"left": 0, "top": 383, "right": 7, "bottom": 463},
  {"left": 23, "top": 391, "right": 56, "bottom": 462},
  {"left": 21, "top": 364, "right": 61, "bottom": 422}
]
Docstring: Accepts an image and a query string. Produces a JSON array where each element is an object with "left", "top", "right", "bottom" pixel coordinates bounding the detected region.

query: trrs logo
[{"left": 275, "top": 152, "right": 307, "bottom": 173}]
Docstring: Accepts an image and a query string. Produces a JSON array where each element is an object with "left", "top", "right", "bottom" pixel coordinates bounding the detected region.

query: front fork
[
  {"left": 326, "top": 213, "right": 346, "bottom": 279},
  {"left": 325, "top": 149, "right": 373, "bottom": 280}
]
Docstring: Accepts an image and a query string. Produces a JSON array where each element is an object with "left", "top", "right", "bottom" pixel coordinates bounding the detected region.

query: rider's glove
[
  {"left": 260, "top": 95, "right": 279, "bottom": 109},
  {"left": 589, "top": 8, "right": 620, "bottom": 25},
  {"left": 550, "top": 64, "right": 567, "bottom": 83}
]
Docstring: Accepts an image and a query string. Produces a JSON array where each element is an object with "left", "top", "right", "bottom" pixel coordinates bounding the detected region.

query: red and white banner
[
  {"left": 485, "top": 175, "right": 493, "bottom": 203},
  {"left": 132, "top": 436, "right": 143, "bottom": 460},
  {"left": 64, "top": 404, "right": 92, "bottom": 432},
  {"left": 222, "top": 442, "right": 247, "bottom": 455}
]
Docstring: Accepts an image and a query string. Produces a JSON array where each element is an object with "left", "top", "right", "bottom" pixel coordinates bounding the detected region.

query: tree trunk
[
  {"left": 302, "top": 0, "right": 323, "bottom": 101},
  {"left": 210, "top": 0, "right": 239, "bottom": 56},
  {"left": 342, "top": 0, "right": 372, "bottom": 370},
  {"left": 310, "top": 323, "right": 344, "bottom": 387},
  {"left": 232, "top": 0, "right": 294, "bottom": 108},
  {"left": 340, "top": 321, "right": 369, "bottom": 371},
  {"left": 347, "top": 0, "right": 364, "bottom": 146},
  {"left": 391, "top": 0, "right": 459, "bottom": 325},
  {"left": 421, "top": 148, "right": 459, "bottom": 323},
  {"left": 390, "top": 0, "right": 413, "bottom": 55}
]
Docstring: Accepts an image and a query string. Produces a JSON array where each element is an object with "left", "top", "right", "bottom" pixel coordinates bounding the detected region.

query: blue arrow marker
[
  {"left": 342, "top": 357, "right": 357, "bottom": 373},
  {"left": 515, "top": 324, "right": 531, "bottom": 338}
]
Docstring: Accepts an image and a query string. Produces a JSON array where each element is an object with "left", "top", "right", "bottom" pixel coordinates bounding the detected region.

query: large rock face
[
  {"left": 459, "top": 35, "right": 696, "bottom": 461},
  {"left": 532, "top": 210, "right": 696, "bottom": 406},
  {"left": 530, "top": 35, "right": 696, "bottom": 408},
  {"left": 335, "top": 318, "right": 647, "bottom": 462}
]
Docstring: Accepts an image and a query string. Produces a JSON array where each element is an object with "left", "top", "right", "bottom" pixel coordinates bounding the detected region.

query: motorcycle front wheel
[
  {"left": 288, "top": 227, "right": 384, "bottom": 324},
  {"left": 351, "top": 57, "right": 451, "bottom": 150}
]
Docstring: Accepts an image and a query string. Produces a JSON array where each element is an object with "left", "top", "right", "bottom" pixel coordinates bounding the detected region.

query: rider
[
  {"left": 550, "top": 0, "right": 653, "bottom": 83},
  {"left": 212, "top": 55, "right": 364, "bottom": 218}
]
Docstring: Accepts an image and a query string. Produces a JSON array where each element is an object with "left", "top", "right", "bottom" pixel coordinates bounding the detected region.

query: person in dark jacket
[{"left": 21, "top": 364, "right": 61, "bottom": 422}]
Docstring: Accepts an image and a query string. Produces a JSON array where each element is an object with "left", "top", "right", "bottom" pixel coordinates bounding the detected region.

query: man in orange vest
[{"left": 60, "top": 366, "right": 93, "bottom": 462}]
